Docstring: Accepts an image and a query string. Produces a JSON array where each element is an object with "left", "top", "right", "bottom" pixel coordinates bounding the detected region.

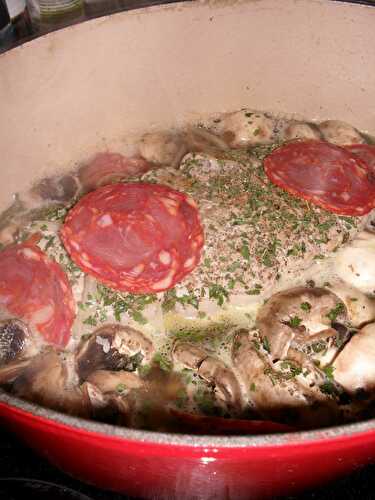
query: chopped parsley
[
  {"left": 43, "top": 235, "right": 55, "bottom": 251},
  {"left": 313, "top": 254, "right": 325, "bottom": 260},
  {"left": 40, "top": 202, "right": 74, "bottom": 223},
  {"left": 246, "top": 284, "right": 263, "bottom": 295},
  {"left": 264, "top": 367, "right": 278, "bottom": 386},
  {"left": 138, "top": 364, "right": 151, "bottom": 378},
  {"left": 193, "top": 387, "right": 220, "bottom": 416},
  {"left": 339, "top": 216, "right": 356, "bottom": 228},
  {"left": 311, "top": 340, "right": 327, "bottom": 354},
  {"left": 240, "top": 243, "right": 251, "bottom": 261},
  {"left": 300, "top": 302, "right": 311, "bottom": 312},
  {"left": 261, "top": 336, "right": 271, "bottom": 354},
  {"left": 322, "top": 365, "right": 335, "bottom": 380},
  {"left": 83, "top": 315, "right": 97, "bottom": 327},
  {"left": 173, "top": 329, "right": 208, "bottom": 343},
  {"left": 162, "top": 288, "right": 199, "bottom": 312},
  {"left": 326, "top": 302, "right": 345, "bottom": 322},
  {"left": 97, "top": 284, "right": 157, "bottom": 324},
  {"left": 152, "top": 352, "right": 172, "bottom": 372},
  {"left": 288, "top": 316, "right": 302, "bottom": 328},
  {"left": 252, "top": 339, "right": 261, "bottom": 351},
  {"left": 319, "top": 381, "right": 337, "bottom": 396},
  {"left": 279, "top": 360, "right": 303, "bottom": 379},
  {"left": 207, "top": 283, "right": 229, "bottom": 306}
]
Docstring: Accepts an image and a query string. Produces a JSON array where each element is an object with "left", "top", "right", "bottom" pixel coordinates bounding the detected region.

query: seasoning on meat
[
  {"left": 147, "top": 150, "right": 363, "bottom": 308},
  {"left": 264, "top": 141, "right": 375, "bottom": 216},
  {"left": 61, "top": 183, "right": 204, "bottom": 294},
  {"left": 0, "top": 242, "right": 75, "bottom": 346}
]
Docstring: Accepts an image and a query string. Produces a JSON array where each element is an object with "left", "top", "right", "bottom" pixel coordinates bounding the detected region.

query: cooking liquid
[{"left": 1, "top": 111, "right": 375, "bottom": 431}]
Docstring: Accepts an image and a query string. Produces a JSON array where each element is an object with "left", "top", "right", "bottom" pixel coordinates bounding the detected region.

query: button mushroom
[
  {"left": 84, "top": 369, "right": 145, "bottom": 422},
  {"left": 283, "top": 122, "right": 321, "bottom": 142},
  {"left": 0, "top": 319, "right": 39, "bottom": 384},
  {"left": 232, "top": 329, "right": 342, "bottom": 427},
  {"left": 217, "top": 110, "right": 277, "bottom": 148},
  {"left": 138, "top": 131, "right": 187, "bottom": 167},
  {"left": 86, "top": 369, "right": 144, "bottom": 395},
  {"left": 75, "top": 324, "right": 154, "bottom": 382},
  {"left": 172, "top": 341, "right": 242, "bottom": 413},
  {"left": 256, "top": 286, "right": 347, "bottom": 361},
  {"left": 233, "top": 329, "right": 307, "bottom": 419},
  {"left": 32, "top": 174, "right": 80, "bottom": 203},
  {"left": 327, "top": 281, "right": 375, "bottom": 328},
  {"left": 12, "top": 349, "right": 89, "bottom": 417},
  {"left": 334, "top": 231, "right": 375, "bottom": 296},
  {"left": 184, "top": 127, "right": 229, "bottom": 154},
  {"left": 319, "top": 120, "right": 365, "bottom": 146},
  {"left": 333, "top": 323, "right": 375, "bottom": 396}
]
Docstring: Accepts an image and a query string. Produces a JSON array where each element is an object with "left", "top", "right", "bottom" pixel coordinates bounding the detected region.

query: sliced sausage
[
  {"left": 61, "top": 182, "right": 204, "bottom": 294},
  {"left": 264, "top": 141, "right": 375, "bottom": 216},
  {"left": 0, "top": 242, "right": 75, "bottom": 346},
  {"left": 345, "top": 144, "right": 375, "bottom": 176},
  {"left": 79, "top": 152, "right": 151, "bottom": 192}
]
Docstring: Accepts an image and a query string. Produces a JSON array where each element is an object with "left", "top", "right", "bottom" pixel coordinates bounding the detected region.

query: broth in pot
[{"left": 0, "top": 108, "right": 374, "bottom": 434}]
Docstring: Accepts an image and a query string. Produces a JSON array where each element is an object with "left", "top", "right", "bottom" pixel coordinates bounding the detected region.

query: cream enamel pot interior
[{"left": 1, "top": 1, "right": 375, "bottom": 499}]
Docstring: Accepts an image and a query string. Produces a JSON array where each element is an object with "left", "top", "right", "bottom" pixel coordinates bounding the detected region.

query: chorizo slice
[
  {"left": 79, "top": 152, "right": 151, "bottom": 192},
  {"left": 61, "top": 182, "right": 204, "bottom": 294},
  {"left": 345, "top": 144, "right": 375, "bottom": 175},
  {"left": 0, "top": 242, "right": 75, "bottom": 346},
  {"left": 264, "top": 140, "right": 375, "bottom": 216}
]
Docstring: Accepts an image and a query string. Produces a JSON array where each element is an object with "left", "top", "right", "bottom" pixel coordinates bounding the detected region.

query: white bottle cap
[{"left": 5, "top": 0, "right": 25, "bottom": 18}]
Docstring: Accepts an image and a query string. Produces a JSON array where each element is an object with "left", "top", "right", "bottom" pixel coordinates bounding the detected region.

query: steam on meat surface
[{"left": 0, "top": 108, "right": 375, "bottom": 434}]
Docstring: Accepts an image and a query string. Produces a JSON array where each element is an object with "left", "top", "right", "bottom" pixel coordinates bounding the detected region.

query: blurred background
[
  {"left": 1, "top": 0, "right": 375, "bottom": 53},
  {"left": 0, "top": 0, "right": 184, "bottom": 52}
]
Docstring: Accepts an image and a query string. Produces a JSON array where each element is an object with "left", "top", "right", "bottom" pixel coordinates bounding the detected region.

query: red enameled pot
[{"left": 0, "top": 1, "right": 375, "bottom": 498}]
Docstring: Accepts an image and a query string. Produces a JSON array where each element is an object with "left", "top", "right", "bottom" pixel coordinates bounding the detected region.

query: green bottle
[{"left": 26, "top": 0, "right": 84, "bottom": 32}]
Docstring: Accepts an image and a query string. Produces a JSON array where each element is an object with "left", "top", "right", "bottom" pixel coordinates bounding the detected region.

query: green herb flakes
[
  {"left": 319, "top": 381, "right": 337, "bottom": 396},
  {"left": 288, "top": 316, "right": 302, "bottom": 328},
  {"left": 208, "top": 283, "right": 229, "bottom": 306},
  {"left": 326, "top": 302, "right": 345, "bottom": 322},
  {"left": 261, "top": 336, "right": 271, "bottom": 354},
  {"left": 97, "top": 284, "right": 157, "bottom": 323},
  {"left": 240, "top": 243, "right": 251, "bottom": 261},
  {"left": 322, "top": 365, "right": 335, "bottom": 380},
  {"left": 153, "top": 352, "right": 172, "bottom": 372}
]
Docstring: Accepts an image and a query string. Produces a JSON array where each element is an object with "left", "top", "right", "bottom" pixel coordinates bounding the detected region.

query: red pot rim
[{"left": 1, "top": 389, "right": 374, "bottom": 450}]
